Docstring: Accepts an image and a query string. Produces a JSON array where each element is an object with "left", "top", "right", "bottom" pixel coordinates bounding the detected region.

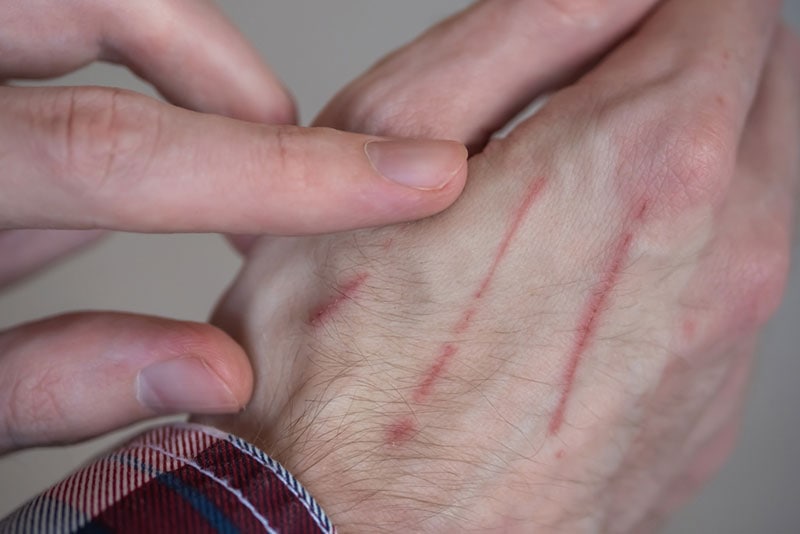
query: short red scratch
[
  {"left": 308, "top": 273, "right": 368, "bottom": 327},
  {"left": 548, "top": 231, "right": 635, "bottom": 436},
  {"left": 413, "top": 344, "right": 458, "bottom": 404},
  {"left": 634, "top": 199, "right": 649, "bottom": 222},
  {"left": 385, "top": 179, "right": 548, "bottom": 446},
  {"left": 386, "top": 417, "right": 417, "bottom": 445}
]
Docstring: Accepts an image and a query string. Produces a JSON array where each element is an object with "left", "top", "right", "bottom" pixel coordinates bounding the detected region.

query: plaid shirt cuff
[{"left": 0, "top": 423, "right": 335, "bottom": 534}]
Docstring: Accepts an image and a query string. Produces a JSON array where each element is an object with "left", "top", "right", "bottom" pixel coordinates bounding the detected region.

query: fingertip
[
  {"left": 196, "top": 324, "right": 255, "bottom": 410},
  {"left": 0, "top": 313, "right": 257, "bottom": 452},
  {"left": 151, "top": 321, "right": 255, "bottom": 412},
  {"left": 428, "top": 144, "right": 469, "bottom": 208},
  {"left": 365, "top": 139, "right": 468, "bottom": 192},
  {"left": 343, "top": 137, "right": 468, "bottom": 229}
]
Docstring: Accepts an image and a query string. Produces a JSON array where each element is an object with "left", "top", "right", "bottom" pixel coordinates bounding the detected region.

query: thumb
[
  {"left": 0, "top": 313, "right": 253, "bottom": 453},
  {"left": 0, "top": 86, "right": 468, "bottom": 234}
]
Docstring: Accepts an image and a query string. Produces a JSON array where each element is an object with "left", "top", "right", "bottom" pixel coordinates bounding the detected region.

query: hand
[
  {"left": 200, "top": 0, "right": 799, "bottom": 531},
  {"left": 0, "top": 0, "right": 469, "bottom": 454}
]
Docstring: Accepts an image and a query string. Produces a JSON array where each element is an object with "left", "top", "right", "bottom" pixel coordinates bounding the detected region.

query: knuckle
[
  {"left": 48, "top": 87, "right": 159, "bottom": 201},
  {"left": 728, "top": 252, "right": 789, "bottom": 331},
  {"left": 730, "top": 240, "right": 791, "bottom": 329},
  {"left": 656, "top": 121, "right": 731, "bottom": 209},
  {"left": 606, "top": 92, "right": 734, "bottom": 216},
  {"left": 707, "top": 232, "right": 791, "bottom": 337}
]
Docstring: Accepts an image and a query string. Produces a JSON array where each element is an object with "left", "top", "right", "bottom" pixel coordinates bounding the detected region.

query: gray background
[{"left": 1, "top": 1, "right": 799, "bottom": 532}]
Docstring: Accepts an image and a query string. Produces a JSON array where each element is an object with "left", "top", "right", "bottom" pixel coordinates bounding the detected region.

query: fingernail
[
  {"left": 365, "top": 139, "right": 467, "bottom": 190},
  {"left": 136, "top": 356, "right": 240, "bottom": 414}
]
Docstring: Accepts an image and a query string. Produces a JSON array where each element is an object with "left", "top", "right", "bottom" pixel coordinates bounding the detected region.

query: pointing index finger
[{"left": 0, "top": 86, "right": 468, "bottom": 234}]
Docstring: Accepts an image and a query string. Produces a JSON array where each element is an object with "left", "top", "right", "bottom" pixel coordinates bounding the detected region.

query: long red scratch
[
  {"left": 547, "top": 201, "right": 646, "bottom": 436},
  {"left": 386, "top": 179, "right": 547, "bottom": 445},
  {"left": 475, "top": 179, "right": 547, "bottom": 299},
  {"left": 308, "top": 273, "right": 368, "bottom": 327}
]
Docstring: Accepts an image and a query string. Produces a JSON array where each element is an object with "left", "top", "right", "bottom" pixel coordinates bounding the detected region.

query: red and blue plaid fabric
[{"left": 0, "top": 424, "right": 335, "bottom": 534}]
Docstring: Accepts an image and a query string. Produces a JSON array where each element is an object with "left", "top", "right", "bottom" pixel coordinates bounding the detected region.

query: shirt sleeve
[{"left": 0, "top": 423, "right": 336, "bottom": 534}]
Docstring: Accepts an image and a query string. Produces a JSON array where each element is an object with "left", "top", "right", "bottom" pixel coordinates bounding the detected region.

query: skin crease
[{"left": 197, "top": 1, "right": 800, "bottom": 532}]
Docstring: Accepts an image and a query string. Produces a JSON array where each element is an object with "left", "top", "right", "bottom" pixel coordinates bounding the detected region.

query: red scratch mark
[
  {"left": 548, "top": 231, "right": 635, "bottom": 436},
  {"left": 413, "top": 344, "right": 458, "bottom": 404},
  {"left": 413, "top": 178, "right": 546, "bottom": 404},
  {"left": 634, "top": 199, "right": 649, "bottom": 222},
  {"left": 385, "top": 179, "right": 548, "bottom": 446},
  {"left": 454, "top": 307, "right": 476, "bottom": 334},
  {"left": 475, "top": 179, "right": 547, "bottom": 299},
  {"left": 548, "top": 199, "right": 648, "bottom": 436},
  {"left": 386, "top": 417, "right": 417, "bottom": 445},
  {"left": 308, "top": 273, "right": 368, "bottom": 327}
]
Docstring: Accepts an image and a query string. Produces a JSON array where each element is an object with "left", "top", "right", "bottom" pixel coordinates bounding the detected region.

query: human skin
[
  {"left": 200, "top": 0, "right": 799, "bottom": 531},
  {"left": 0, "top": 0, "right": 470, "bottom": 453}
]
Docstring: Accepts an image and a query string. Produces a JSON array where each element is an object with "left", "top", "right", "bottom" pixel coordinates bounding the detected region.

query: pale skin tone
[
  {"left": 198, "top": 0, "right": 800, "bottom": 532},
  {"left": 0, "top": 0, "right": 470, "bottom": 453}
]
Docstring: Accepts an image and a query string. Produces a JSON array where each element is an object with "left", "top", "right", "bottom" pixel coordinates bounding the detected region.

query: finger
[
  {"left": 639, "top": 341, "right": 755, "bottom": 532},
  {"left": 581, "top": 0, "right": 781, "bottom": 143},
  {"left": 738, "top": 26, "right": 800, "bottom": 196},
  {"left": 0, "top": 86, "right": 468, "bottom": 234},
  {"left": 681, "top": 28, "right": 800, "bottom": 348},
  {"left": 0, "top": 312, "right": 253, "bottom": 453},
  {"left": 0, "top": 0, "right": 293, "bottom": 123},
  {"left": 718, "top": 24, "right": 800, "bottom": 269},
  {"left": 316, "top": 0, "right": 660, "bottom": 148},
  {"left": 718, "top": 25, "right": 800, "bottom": 327},
  {"left": 646, "top": 45, "right": 800, "bottom": 521},
  {"left": 0, "top": 229, "right": 104, "bottom": 288}
]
